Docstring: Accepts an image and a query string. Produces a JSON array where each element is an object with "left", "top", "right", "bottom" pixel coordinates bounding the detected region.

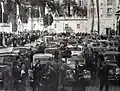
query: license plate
[{"left": 84, "top": 75, "right": 91, "bottom": 78}]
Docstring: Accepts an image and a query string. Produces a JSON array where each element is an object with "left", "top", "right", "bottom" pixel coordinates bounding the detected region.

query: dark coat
[{"left": 98, "top": 65, "right": 109, "bottom": 81}]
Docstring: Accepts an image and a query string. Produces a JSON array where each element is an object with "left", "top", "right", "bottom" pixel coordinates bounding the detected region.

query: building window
[
  {"left": 107, "top": 8, "right": 112, "bottom": 16},
  {"left": 65, "top": 24, "right": 68, "bottom": 28},
  {"left": 54, "top": 24, "right": 56, "bottom": 28},
  {"left": 107, "top": 0, "right": 112, "bottom": 5},
  {"left": 77, "top": 24, "right": 80, "bottom": 29}
]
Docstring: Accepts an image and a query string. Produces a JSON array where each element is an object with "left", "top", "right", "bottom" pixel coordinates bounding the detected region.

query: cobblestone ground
[{"left": 0, "top": 79, "right": 119, "bottom": 91}]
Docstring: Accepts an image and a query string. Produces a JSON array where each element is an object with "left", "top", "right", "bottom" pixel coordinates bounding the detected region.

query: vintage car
[
  {"left": 0, "top": 52, "right": 19, "bottom": 83},
  {"left": 47, "top": 42, "right": 58, "bottom": 48},
  {"left": 101, "top": 51, "right": 120, "bottom": 83},
  {"left": 30, "top": 53, "right": 55, "bottom": 85},
  {"left": 43, "top": 36, "right": 54, "bottom": 45},
  {"left": 67, "top": 45, "right": 84, "bottom": 56},
  {"left": 32, "top": 53, "right": 54, "bottom": 66},
  {"left": 92, "top": 46, "right": 106, "bottom": 53},
  {"left": 106, "top": 41, "right": 119, "bottom": 51},
  {"left": 66, "top": 56, "right": 91, "bottom": 84},
  {"left": 67, "top": 39, "right": 78, "bottom": 46},
  {"left": 87, "top": 41, "right": 100, "bottom": 48},
  {"left": 0, "top": 65, "right": 7, "bottom": 83},
  {"left": 12, "top": 46, "right": 31, "bottom": 54},
  {"left": 45, "top": 47, "right": 57, "bottom": 55}
]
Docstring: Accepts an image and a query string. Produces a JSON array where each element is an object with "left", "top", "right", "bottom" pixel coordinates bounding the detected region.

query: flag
[{"left": 1, "top": 2, "right": 4, "bottom": 13}]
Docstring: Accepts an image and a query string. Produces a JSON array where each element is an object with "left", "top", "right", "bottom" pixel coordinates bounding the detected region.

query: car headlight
[
  {"left": 116, "top": 68, "right": 120, "bottom": 75},
  {"left": 109, "top": 70, "right": 114, "bottom": 74}
]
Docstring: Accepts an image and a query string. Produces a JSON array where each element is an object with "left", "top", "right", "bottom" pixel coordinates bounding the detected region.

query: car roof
[
  {"left": 45, "top": 47, "right": 57, "bottom": 50},
  {"left": 44, "top": 36, "right": 53, "bottom": 38},
  {"left": 0, "top": 53, "right": 18, "bottom": 57},
  {"left": 33, "top": 53, "right": 53, "bottom": 58},
  {"left": 101, "top": 51, "right": 120, "bottom": 55},
  {"left": 0, "top": 47, "right": 13, "bottom": 54},
  {"left": 13, "top": 46, "right": 31, "bottom": 49},
  {"left": 98, "top": 40, "right": 108, "bottom": 42}
]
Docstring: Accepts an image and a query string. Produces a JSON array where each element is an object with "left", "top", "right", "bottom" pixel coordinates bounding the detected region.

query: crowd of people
[
  {"left": 0, "top": 31, "right": 120, "bottom": 91},
  {"left": 0, "top": 31, "right": 40, "bottom": 47}
]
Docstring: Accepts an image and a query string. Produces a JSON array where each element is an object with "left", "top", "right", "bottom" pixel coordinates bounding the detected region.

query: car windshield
[
  {"left": 45, "top": 49, "right": 56, "bottom": 54},
  {"left": 13, "top": 48, "right": 27, "bottom": 54},
  {"left": 35, "top": 58, "right": 51, "bottom": 62},
  {"left": 93, "top": 43, "right": 100, "bottom": 47},
  {"left": 109, "top": 43, "right": 114, "bottom": 46},
  {"left": 104, "top": 55, "right": 116, "bottom": 62},
  {"left": 100, "top": 42, "right": 108, "bottom": 47},
  {"left": 68, "top": 40, "right": 77, "bottom": 45},
  {"left": 70, "top": 47, "right": 81, "bottom": 51},
  {"left": 0, "top": 56, "right": 16, "bottom": 64}
]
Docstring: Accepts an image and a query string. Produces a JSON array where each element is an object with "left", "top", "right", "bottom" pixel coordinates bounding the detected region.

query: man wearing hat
[
  {"left": 98, "top": 62, "right": 109, "bottom": 91},
  {"left": 3, "top": 64, "right": 13, "bottom": 90}
]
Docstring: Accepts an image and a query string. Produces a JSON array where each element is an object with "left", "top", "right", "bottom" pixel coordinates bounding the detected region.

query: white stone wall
[
  {"left": 50, "top": 17, "right": 88, "bottom": 33},
  {"left": 0, "top": 23, "right": 12, "bottom": 33}
]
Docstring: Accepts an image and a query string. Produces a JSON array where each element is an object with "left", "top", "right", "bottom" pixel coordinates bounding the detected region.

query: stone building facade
[{"left": 1, "top": 0, "right": 120, "bottom": 34}]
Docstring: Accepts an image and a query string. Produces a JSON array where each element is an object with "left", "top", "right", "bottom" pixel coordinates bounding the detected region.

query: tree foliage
[{"left": 0, "top": 0, "right": 88, "bottom": 24}]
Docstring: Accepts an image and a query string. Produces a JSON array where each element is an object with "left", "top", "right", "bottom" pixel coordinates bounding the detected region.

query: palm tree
[
  {"left": 91, "top": 0, "right": 95, "bottom": 34},
  {"left": 62, "top": 0, "right": 76, "bottom": 17},
  {"left": 47, "top": 0, "right": 64, "bottom": 17},
  {"left": 3, "top": 0, "right": 20, "bottom": 32},
  {"left": 30, "top": 0, "right": 46, "bottom": 18},
  {"left": 96, "top": 0, "right": 100, "bottom": 35},
  {"left": 30, "top": 0, "right": 55, "bottom": 18}
]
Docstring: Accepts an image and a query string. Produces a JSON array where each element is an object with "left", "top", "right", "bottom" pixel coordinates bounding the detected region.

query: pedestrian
[
  {"left": 20, "top": 64, "right": 28, "bottom": 91},
  {"left": 12, "top": 62, "right": 21, "bottom": 91},
  {"left": 98, "top": 62, "right": 109, "bottom": 91},
  {"left": 3, "top": 64, "right": 13, "bottom": 91},
  {"left": 32, "top": 60, "right": 42, "bottom": 91}
]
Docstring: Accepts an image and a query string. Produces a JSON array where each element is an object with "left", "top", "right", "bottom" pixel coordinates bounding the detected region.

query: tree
[
  {"left": 91, "top": 0, "right": 95, "bottom": 34},
  {"left": 30, "top": 0, "right": 55, "bottom": 18},
  {"left": 53, "top": 0, "right": 63, "bottom": 17},
  {"left": 30, "top": 0, "right": 46, "bottom": 18},
  {"left": 61, "top": 0, "right": 87, "bottom": 17},
  {"left": 96, "top": 0, "right": 100, "bottom": 34},
  {"left": 73, "top": 5, "right": 87, "bottom": 17},
  {"left": 61, "top": 0, "right": 75, "bottom": 17},
  {"left": 3, "top": 0, "right": 20, "bottom": 32}
]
